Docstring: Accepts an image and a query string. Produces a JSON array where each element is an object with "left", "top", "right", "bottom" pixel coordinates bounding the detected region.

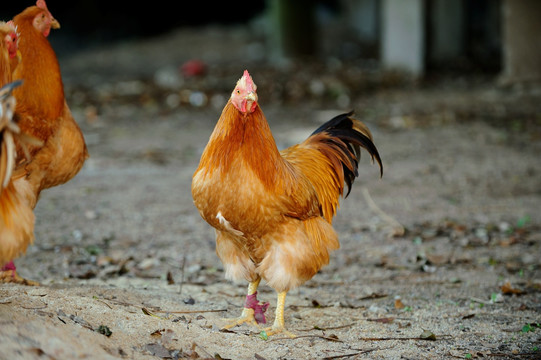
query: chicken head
[
  {"left": 231, "top": 70, "right": 258, "bottom": 114},
  {"left": 33, "top": 0, "right": 60, "bottom": 37}
]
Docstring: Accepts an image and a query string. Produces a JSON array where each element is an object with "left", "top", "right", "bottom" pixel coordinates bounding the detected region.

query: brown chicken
[
  {"left": 0, "top": 20, "right": 36, "bottom": 283},
  {"left": 0, "top": 0, "right": 89, "bottom": 284},
  {"left": 0, "top": 80, "right": 36, "bottom": 283},
  {"left": 192, "top": 70, "right": 382, "bottom": 337},
  {"left": 0, "top": 21, "right": 19, "bottom": 85}
]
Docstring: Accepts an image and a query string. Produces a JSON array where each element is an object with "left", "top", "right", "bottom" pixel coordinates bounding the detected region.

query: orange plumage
[
  {"left": 0, "top": 22, "right": 34, "bottom": 280},
  {"left": 0, "top": 1, "right": 88, "bottom": 284},
  {"left": 192, "top": 70, "right": 382, "bottom": 336},
  {"left": 12, "top": 0, "right": 88, "bottom": 198},
  {"left": 12, "top": 1, "right": 63, "bottom": 126}
]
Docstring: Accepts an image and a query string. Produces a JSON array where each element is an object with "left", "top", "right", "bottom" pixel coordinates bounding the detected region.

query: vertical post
[
  {"left": 381, "top": 0, "right": 426, "bottom": 77},
  {"left": 500, "top": 0, "right": 541, "bottom": 84},
  {"left": 267, "top": 0, "right": 316, "bottom": 60},
  {"left": 428, "top": 0, "right": 465, "bottom": 65}
]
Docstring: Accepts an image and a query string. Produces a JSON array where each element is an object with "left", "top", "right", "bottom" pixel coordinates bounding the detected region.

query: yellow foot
[
  {"left": 260, "top": 325, "right": 296, "bottom": 339},
  {"left": 0, "top": 270, "right": 40, "bottom": 286},
  {"left": 221, "top": 308, "right": 258, "bottom": 330}
]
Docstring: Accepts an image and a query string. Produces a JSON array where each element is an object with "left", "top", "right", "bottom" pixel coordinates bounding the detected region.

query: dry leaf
[
  {"left": 501, "top": 282, "right": 524, "bottom": 295},
  {"left": 419, "top": 330, "right": 437, "bottom": 340},
  {"left": 151, "top": 329, "right": 165, "bottom": 337},
  {"left": 426, "top": 254, "right": 449, "bottom": 266},
  {"left": 359, "top": 292, "right": 388, "bottom": 300},
  {"left": 327, "top": 334, "right": 340, "bottom": 341},
  {"left": 166, "top": 271, "right": 175, "bottom": 285},
  {"left": 145, "top": 343, "right": 171, "bottom": 359}
]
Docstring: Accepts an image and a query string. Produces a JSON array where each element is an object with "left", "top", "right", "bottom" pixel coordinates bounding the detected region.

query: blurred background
[
  {"left": 1, "top": 0, "right": 540, "bottom": 141},
  {"left": 3, "top": 0, "right": 539, "bottom": 79},
  {"left": 1, "top": 0, "right": 539, "bottom": 77},
  {"left": 2, "top": 0, "right": 540, "bottom": 92}
]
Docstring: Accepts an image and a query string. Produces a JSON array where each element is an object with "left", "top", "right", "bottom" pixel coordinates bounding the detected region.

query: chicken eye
[{"left": 236, "top": 90, "right": 241, "bottom": 94}]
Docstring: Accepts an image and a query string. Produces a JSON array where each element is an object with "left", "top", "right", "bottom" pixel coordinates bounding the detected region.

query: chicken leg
[
  {"left": 0, "top": 261, "right": 39, "bottom": 286},
  {"left": 262, "top": 291, "right": 296, "bottom": 338},
  {"left": 222, "top": 278, "right": 269, "bottom": 330}
]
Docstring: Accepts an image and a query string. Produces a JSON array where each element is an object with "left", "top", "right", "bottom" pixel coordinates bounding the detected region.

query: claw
[
  {"left": 0, "top": 261, "right": 39, "bottom": 286},
  {"left": 221, "top": 307, "right": 258, "bottom": 330},
  {"left": 261, "top": 325, "right": 296, "bottom": 339},
  {"left": 0, "top": 267, "right": 39, "bottom": 286}
]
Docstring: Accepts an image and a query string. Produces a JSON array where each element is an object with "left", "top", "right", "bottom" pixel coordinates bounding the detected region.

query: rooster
[
  {"left": 192, "top": 70, "right": 383, "bottom": 337},
  {"left": 0, "top": 0, "right": 89, "bottom": 284}
]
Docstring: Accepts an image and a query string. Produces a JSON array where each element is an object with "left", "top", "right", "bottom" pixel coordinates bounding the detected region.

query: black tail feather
[{"left": 311, "top": 111, "right": 383, "bottom": 197}]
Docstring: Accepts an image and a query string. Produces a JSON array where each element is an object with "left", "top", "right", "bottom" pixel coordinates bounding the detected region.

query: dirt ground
[{"left": 1, "top": 26, "right": 540, "bottom": 359}]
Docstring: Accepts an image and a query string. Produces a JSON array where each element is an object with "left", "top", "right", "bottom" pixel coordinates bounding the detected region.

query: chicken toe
[
  {"left": 0, "top": 261, "right": 39, "bottom": 286},
  {"left": 222, "top": 307, "right": 259, "bottom": 330},
  {"left": 261, "top": 291, "right": 296, "bottom": 338}
]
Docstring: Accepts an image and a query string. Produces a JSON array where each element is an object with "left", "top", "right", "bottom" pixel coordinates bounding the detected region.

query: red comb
[
  {"left": 242, "top": 70, "right": 256, "bottom": 92},
  {"left": 36, "top": 0, "right": 48, "bottom": 10}
]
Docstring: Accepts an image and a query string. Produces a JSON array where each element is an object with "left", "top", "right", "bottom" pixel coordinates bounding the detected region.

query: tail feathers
[
  {"left": 0, "top": 181, "right": 35, "bottom": 267},
  {"left": 311, "top": 111, "right": 383, "bottom": 197}
]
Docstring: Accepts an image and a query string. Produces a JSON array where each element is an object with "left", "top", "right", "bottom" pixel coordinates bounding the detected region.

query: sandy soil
[{"left": 1, "top": 26, "right": 540, "bottom": 359}]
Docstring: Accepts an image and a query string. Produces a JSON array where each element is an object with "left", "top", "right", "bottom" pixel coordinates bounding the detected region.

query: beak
[
  {"left": 51, "top": 18, "right": 60, "bottom": 29},
  {"left": 245, "top": 92, "right": 257, "bottom": 102}
]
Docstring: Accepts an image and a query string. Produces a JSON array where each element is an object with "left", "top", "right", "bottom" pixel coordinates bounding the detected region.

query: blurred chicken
[
  {"left": 0, "top": 0, "right": 88, "bottom": 284},
  {"left": 0, "top": 21, "right": 19, "bottom": 85},
  {"left": 192, "top": 70, "right": 382, "bottom": 337},
  {"left": 0, "top": 20, "right": 37, "bottom": 284},
  {"left": 0, "top": 81, "right": 36, "bottom": 284}
]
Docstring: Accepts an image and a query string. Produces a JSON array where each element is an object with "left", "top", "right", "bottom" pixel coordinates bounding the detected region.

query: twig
[
  {"left": 361, "top": 187, "right": 405, "bottom": 237},
  {"left": 98, "top": 297, "right": 144, "bottom": 308},
  {"left": 323, "top": 347, "right": 381, "bottom": 360},
  {"left": 142, "top": 307, "right": 168, "bottom": 319},
  {"left": 154, "top": 308, "right": 227, "bottom": 314},
  {"left": 21, "top": 300, "right": 47, "bottom": 310},
  {"left": 469, "top": 297, "right": 490, "bottom": 304},
  {"left": 486, "top": 353, "right": 541, "bottom": 358},
  {"left": 360, "top": 337, "right": 411, "bottom": 341},
  {"left": 94, "top": 298, "right": 113, "bottom": 309},
  {"left": 269, "top": 334, "right": 343, "bottom": 343},
  {"left": 448, "top": 352, "right": 540, "bottom": 359},
  {"left": 324, "top": 353, "right": 362, "bottom": 360},
  {"left": 359, "top": 335, "right": 452, "bottom": 341},
  {"left": 365, "top": 317, "right": 411, "bottom": 322},
  {"left": 178, "top": 253, "right": 186, "bottom": 295},
  {"left": 297, "top": 323, "right": 355, "bottom": 332},
  {"left": 192, "top": 342, "right": 213, "bottom": 358},
  {"left": 314, "top": 323, "right": 355, "bottom": 331},
  {"left": 358, "top": 292, "right": 388, "bottom": 300}
]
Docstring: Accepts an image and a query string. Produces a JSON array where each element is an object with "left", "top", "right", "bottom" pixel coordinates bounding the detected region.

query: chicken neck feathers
[{"left": 13, "top": 8, "right": 64, "bottom": 140}]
